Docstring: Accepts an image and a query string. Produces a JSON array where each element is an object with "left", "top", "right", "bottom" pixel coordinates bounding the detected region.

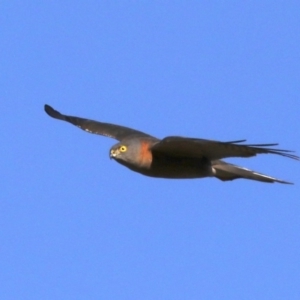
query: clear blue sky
[{"left": 2, "top": 1, "right": 300, "bottom": 299}]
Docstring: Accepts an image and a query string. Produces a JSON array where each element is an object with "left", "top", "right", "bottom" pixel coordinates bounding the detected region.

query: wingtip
[
  {"left": 279, "top": 180, "right": 294, "bottom": 185},
  {"left": 44, "top": 104, "right": 55, "bottom": 115},
  {"left": 44, "top": 104, "right": 64, "bottom": 120}
]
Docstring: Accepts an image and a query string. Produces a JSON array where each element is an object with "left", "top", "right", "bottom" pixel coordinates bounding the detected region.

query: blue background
[{"left": 2, "top": 1, "right": 300, "bottom": 299}]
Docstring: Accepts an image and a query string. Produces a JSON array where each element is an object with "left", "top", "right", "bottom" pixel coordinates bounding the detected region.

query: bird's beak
[
  {"left": 110, "top": 149, "right": 119, "bottom": 159},
  {"left": 109, "top": 150, "right": 114, "bottom": 159}
]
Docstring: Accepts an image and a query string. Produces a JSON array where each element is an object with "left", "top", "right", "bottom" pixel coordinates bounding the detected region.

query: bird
[{"left": 44, "top": 104, "right": 299, "bottom": 184}]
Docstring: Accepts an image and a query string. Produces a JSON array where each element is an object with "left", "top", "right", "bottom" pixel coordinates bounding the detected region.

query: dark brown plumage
[{"left": 44, "top": 104, "right": 299, "bottom": 184}]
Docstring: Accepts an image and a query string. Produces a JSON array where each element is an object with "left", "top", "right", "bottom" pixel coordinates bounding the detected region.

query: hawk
[{"left": 44, "top": 105, "right": 298, "bottom": 184}]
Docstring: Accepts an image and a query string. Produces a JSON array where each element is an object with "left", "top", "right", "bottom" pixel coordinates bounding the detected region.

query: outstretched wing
[
  {"left": 151, "top": 136, "right": 299, "bottom": 161},
  {"left": 44, "top": 105, "right": 154, "bottom": 141}
]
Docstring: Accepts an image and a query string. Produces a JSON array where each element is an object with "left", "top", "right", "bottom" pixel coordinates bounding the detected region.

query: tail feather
[{"left": 212, "top": 161, "right": 292, "bottom": 184}]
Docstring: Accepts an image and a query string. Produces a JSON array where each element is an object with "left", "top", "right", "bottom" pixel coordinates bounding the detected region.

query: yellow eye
[{"left": 120, "top": 145, "right": 127, "bottom": 152}]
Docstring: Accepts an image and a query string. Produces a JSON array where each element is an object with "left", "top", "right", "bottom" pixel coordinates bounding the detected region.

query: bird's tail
[{"left": 212, "top": 160, "right": 292, "bottom": 184}]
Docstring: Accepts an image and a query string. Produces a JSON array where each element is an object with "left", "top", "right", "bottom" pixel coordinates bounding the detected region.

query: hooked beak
[{"left": 110, "top": 149, "right": 119, "bottom": 159}]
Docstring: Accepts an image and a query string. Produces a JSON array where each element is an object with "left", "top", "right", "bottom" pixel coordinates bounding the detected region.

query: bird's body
[
  {"left": 110, "top": 137, "right": 213, "bottom": 179},
  {"left": 44, "top": 105, "right": 299, "bottom": 184}
]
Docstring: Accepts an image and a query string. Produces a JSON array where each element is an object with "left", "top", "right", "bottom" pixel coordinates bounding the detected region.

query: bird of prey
[{"left": 44, "top": 104, "right": 298, "bottom": 184}]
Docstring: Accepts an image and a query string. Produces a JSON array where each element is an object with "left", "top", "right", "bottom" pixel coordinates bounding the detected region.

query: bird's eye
[{"left": 120, "top": 145, "right": 127, "bottom": 152}]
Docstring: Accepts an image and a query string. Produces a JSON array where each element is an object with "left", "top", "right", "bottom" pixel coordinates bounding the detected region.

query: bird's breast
[{"left": 137, "top": 141, "right": 153, "bottom": 168}]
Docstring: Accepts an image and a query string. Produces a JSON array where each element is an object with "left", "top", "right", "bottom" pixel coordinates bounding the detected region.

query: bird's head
[
  {"left": 110, "top": 141, "right": 138, "bottom": 164},
  {"left": 109, "top": 139, "right": 153, "bottom": 169}
]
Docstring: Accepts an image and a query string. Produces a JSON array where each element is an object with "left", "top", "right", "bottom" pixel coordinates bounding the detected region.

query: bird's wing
[
  {"left": 212, "top": 160, "right": 293, "bottom": 184},
  {"left": 151, "top": 136, "right": 299, "bottom": 161},
  {"left": 44, "top": 105, "right": 153, "bottom": 141}
]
